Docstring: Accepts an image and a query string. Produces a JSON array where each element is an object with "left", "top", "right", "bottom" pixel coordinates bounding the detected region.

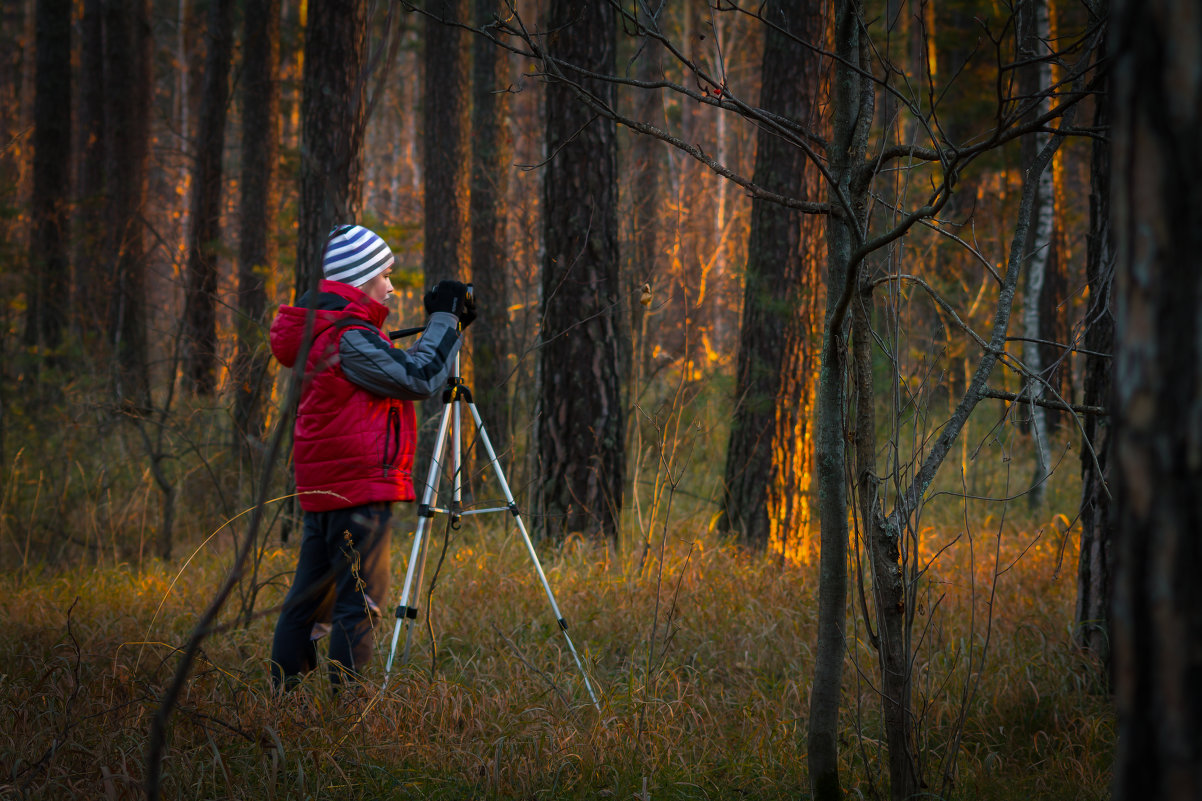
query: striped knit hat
[{"left": 322, "top": 225, "right": 395, "bottom": 287}]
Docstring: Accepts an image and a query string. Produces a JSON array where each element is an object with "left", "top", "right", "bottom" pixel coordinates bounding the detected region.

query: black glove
[{"left": 423, "top": 280, "right": 476, "bottom": 328}]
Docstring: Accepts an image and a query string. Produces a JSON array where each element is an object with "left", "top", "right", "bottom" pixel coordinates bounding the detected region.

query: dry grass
[{"left": 0, "top": 505, "right": 1113, "bottom": 800}]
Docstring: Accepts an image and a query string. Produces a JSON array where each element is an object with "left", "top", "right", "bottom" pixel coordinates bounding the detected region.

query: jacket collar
[{"left": 313, "top": 279, "right": 388, "bottom": 328}]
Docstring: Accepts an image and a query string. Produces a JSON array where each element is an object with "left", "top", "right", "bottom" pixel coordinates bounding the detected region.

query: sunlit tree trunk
[
  {"left": 105, "top": 0, "right": 153, "bottom": 410},
  {"left": 184, "top": 0, "right": 235, "bottom": 396},
  {"left": 1075, "top": 44, "right": 1113, "bottom": 669},
  {"left": 537, "top": 0, "right": 627, "bottom": 545},
  {"left": 233, "top": 0, "right": 281, "bottom": 449},
  {"left": 296, "top": 0, "right": 366, "bottom": 294},
  {"left": 719, "top": 0, "right": 823, "bottom": 560},
  {"left": 469, "top": 0, "right": 511, "bottom": 455},
  {"left": 26, "top": 0, "right": 71, "bottom": 355},
  {"left": 1109, "top": 0, "right": 1202, "bottom": 796}
]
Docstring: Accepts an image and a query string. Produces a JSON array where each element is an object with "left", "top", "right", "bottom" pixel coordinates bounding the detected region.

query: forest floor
[{"left": 0, "top": 508, "right": 1113, "bottom": 800}]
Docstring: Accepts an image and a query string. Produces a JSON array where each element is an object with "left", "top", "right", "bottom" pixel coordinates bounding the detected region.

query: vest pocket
[{"left": 381, "top": 405, "right": 402, "bottom": 473}]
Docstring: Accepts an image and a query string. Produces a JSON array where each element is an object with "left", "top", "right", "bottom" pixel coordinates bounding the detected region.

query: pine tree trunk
[
  {"left": 419, "top": 0, "right": 469, "bottom": 457},
  {"left": 27, "top": 0, "right": 72, "bottom": 353},
  {"left": 720, "top": 0, "right": 822, "bottom": 558},
  {"left": 537, "top": 0, "right": 627, "bottom": 545},
  {"left": 469, "top": 0, "right": 513, "bottom": 458},
  {"left": 296, "top": 0, "right": 366, "bottom": 295},
  {"left": 104, "top": 0, "right": 153, "bottom": 410},
  {"left": 76, "top": 0, "right": 106, "bottom": 339},
  {"left": 184, "top": 0, "right": 235, "bottom": 396},
  {"left": 233, "top": 0, "right": 281, "bottom": 449}
]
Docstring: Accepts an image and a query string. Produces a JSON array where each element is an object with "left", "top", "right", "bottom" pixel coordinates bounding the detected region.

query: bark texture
[
  {"left": 233, "top": 0, "right": 281, "bottom": 446},
  {"left": 537, "top": 0, "right": 627, "bottom": 544},
  {"left": 469, "top": 0, "right": 512, "bottom": 456},
  {"left": 104, "top": 0, "right": 153, "bottom": 409},
  {"left": 297, "top": 0, "right": 366, "bottom": 294},
  {"left": 720, "top": 0, "right": 823, "bottom": 559},
  {"left": 184, "top": 0, "right": 235, "bottom": 395},
  {"left": 1110, "top": 0, "right": 1202, "bottom": 797}
]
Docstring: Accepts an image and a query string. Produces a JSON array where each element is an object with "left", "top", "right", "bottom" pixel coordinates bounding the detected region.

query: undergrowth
[{"left": 0, "top": 515, "right": 1113, "bottom": 800}]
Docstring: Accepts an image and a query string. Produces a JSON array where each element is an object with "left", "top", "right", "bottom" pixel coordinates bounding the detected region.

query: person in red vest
[{"left": 268, "top": 224, "right": 475, "bottom": 690}]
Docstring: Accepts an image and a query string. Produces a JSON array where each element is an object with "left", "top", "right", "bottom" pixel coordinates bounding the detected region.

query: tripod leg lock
[{"left": 417, "top": 503, "right": 435, "bottom": 518}]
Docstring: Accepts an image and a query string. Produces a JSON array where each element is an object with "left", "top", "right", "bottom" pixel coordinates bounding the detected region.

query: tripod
[{"left": 382, "top": 348, "right": 599, "bottom": 709}]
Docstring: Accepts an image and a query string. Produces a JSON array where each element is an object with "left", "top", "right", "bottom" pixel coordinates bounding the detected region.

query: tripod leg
[
  {"left": 384, "top": 401, "right": 454, "bottom": 683},
  {"left": 465, "top": 401, "right": 600, "bottom": 709}
]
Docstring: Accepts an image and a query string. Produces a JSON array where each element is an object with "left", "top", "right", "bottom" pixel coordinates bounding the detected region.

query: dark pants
[{"left": 271, "top": 503, "right": 393, "bottom": 689}]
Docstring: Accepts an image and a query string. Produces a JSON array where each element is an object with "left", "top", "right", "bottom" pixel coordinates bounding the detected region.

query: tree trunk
[
  {"left": 1018, "top": 0, "right": 1053, "bottom": 506},
  {"left": 75, "top": 0, "right": 106, "bottom": 339},
  {"left": 27, "top": 0, "right": 71, "bottom": 354},
  {"left": 104, "top": 0, "right": 153, "bottom": 410},
  {"left": 1074, "top": 48, "right": 1113, "bottom": 669},
  {"left": 423, "top": 0, "right": 470, "bottom": 285},
  {"left": 183, "top": 0, "right": 235, "bottom": 396},
  {"left": 419, "top": 0, "right": 470, "bottom": 457},
  {"left": 469, "top": 0, "right": 512, "bottom": 456},
  {"left": 809, "top": 3, "right": 868, "bottom": 796},
  {"left": 719, "top": 0, "right": 822, "bottom": 559},
  {"left": 628, "top": 7, "right": 663, "bottom": 400},
  {"left": 537, "top": 0, "right": 627, "bottom": 545},
  {"left": 296, "top": 0, "right": 366, "bottom": 295},
  {"left": 233, "top": 0, "right": 281, "bottom": 448},
  {"left": 1109, "top": 0, "right": 1202, "bottom": 796}
]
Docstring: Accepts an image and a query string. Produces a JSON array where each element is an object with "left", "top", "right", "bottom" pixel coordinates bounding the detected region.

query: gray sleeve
[{"left": 339, "top": 311, "right": 462, "bottom": 399}]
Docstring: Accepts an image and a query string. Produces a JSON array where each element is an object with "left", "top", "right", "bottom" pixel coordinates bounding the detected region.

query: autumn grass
[{"left": 0, "top": 497, "right": 1114, "bottom": 800}]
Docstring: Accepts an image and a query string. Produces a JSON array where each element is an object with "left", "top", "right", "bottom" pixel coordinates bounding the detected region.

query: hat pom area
[{"left": 321, "top": 225, "right": 395, "bottom": 287}]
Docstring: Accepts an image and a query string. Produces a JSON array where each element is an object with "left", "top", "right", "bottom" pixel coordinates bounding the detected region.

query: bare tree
[
  {"left": 1074, "top": 51, "right": 1113, "bottom": 668},
  {"left": 1017, "top": 0, "right": 1056, "bottom": 505}
]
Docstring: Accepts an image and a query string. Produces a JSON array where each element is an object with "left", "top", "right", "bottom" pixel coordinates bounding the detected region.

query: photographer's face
[{"left": 362, "top": 267, "right": 395, "bottom": 305}]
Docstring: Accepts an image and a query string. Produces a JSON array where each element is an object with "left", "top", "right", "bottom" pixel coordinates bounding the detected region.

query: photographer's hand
[{"left": 423, "top": 280, "right": 476, "bottom": 328}]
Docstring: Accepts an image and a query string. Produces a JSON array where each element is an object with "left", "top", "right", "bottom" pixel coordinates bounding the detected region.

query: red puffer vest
[{"left": 270, "top": 280, "right": 417, "bottom": 512}]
